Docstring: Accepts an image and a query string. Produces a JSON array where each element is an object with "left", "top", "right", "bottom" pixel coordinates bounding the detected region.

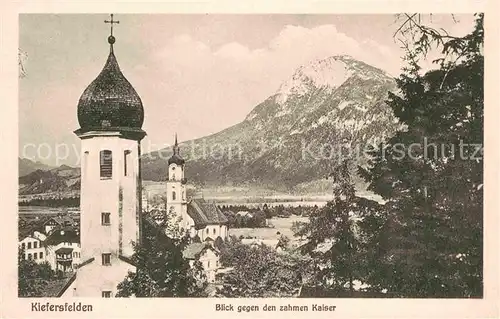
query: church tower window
[
  {"left": 83, "top": 151, "right": 89, "bottom": 177},
  {"left": 124, "top": 150, "right": 131, "bottom": 176},
  {"left": 172, "top": 191, "right": 176, "bottom": 201},
  {"left": 101, "top": 212, "right": 111, "bottom": 225},
  {"left": 101, "top": 253, "right": 111, "bottom": 266},
  {"left": 100, "top": 150, "right": 112, "bottom": 179}
]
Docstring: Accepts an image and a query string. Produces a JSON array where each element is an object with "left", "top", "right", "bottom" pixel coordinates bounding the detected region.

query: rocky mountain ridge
[
  {"left": 142, "top": 55, "right": 400, "bottom": 190},
  {"left": 19, "top": 55, "right": 400, "bottom": 195}
]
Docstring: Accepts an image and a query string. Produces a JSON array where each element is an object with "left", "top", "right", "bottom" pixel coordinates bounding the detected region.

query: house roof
[
  {"left": 241, "top": 238, "right": 279, "bottom": 248},
  {"left": 18, "top": 217, "right": 47, "bottom": 241},
  {"left": 18, "top": 227, "right": 36, "bottom": 241},
  {"left": 236, "top": 211, "right": 253, "bottom": 217},
  {"left": 40, "top": 273, "right": 77, "bottom": 297},
  {"left": 44, "top": 226, "right": 80, "bottom": 246},
  {"left": 182, "top": 242, "right": 218, "bottom": 260},
  {"left": 44, "top": 215, "right": 74, "bottom": 227},
  {"left": 187, "top": 198, "right": 228, "bottom": 228},
  {"left": 55, "top": 247, "right": 74, "bottom": 254}
]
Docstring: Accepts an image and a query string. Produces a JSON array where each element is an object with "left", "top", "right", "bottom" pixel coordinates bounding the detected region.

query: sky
[{"left": 18, "top": 14, "right": 476, "bottom": 166}]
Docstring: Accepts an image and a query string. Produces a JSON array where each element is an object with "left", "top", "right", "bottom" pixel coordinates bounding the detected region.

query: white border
[{"left": 1, "top": 1, "right": 498, "bottom": 318}]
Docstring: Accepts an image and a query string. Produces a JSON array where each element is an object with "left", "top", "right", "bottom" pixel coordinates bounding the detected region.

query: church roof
[
  {"left": 76, "top": 35, "right": 144, "bottom": 136},
  {"left": 168, "top": 134, "right": 185, "bottom": 165},
  {"left": 187, "top": 198, "right": 228, "bottom": 228},
  {"left": 168, "top": 154, "right": 185, "bottom": 165}
]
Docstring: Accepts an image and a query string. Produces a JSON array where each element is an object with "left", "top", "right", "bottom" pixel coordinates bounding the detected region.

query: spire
[
  {"left": 173, "top": 133, "right": 180, "bottom": 155},
  {"left": 168, "top": 134, "right": 185, "bottom": 166},
  {"left": 104, "top": 14, "right": 120, "bottom": 52}
]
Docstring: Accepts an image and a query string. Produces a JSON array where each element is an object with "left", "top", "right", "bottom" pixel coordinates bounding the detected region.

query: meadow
[{"left": 228, "top": 215, "right": 309, "bottom": 241}]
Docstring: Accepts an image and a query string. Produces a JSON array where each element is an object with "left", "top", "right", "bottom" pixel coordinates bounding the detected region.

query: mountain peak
[{"left": 274, "top": 55, "right": 390, "bottom": 105}]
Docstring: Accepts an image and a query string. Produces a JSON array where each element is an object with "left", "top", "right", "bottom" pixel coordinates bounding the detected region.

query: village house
[
  {"left": 18, "top": 228, "right": 46, "bottom": 263},
  {"left": 43, "top": 214, "right": 75, "bottom": 234},
  {"left": 241, "top": 238, "right": 280, "bottom": 250},
  {"left": 18, "top": 212, "right": 81, "bottom": 270},
  {"left": 236, "top": 211, "right": 253, "bottom": 218},
  {"left": 43, "top": 226, "right": 81, "bottom": 272},
  {"left": 182, "top": 242, "right": 221, "bottom": 283}
]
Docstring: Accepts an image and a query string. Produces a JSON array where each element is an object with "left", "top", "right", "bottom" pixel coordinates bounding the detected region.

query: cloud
[
  {"left": 19, "top": 15, "right": 478, "bottom": 165},
  {"left": 135, "top": 23, "right": 405, "bottom": 149},
  {"left": 214, "top": 42, "right": 252, "bottom": 60}
]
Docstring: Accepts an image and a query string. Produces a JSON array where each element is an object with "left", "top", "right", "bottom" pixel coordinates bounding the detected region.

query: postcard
[{"left": 1, "top": 1, "right": 498, "bottom": 318}]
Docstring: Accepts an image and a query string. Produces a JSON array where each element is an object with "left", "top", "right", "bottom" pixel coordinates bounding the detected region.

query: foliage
[
  {"left": 295, "top": 160, "right": 382, "bottom": 294},
  {"left": 214, "top": 236, "right": 224, "bottom": 250},
  {"left": 217, "top": 239, "right": 312, "bottom": 297},
  {"left": 116, "top": 216, "right": 208, "bottom": 297},
  {"left": 18, "top": 248, "right": 55, "bottom": 297},
  {"left": 18, "top": 197, "right": 80, "bottom": 207},
  {"left": 276, "top": 234, "right": 290, "bottom": 250},
  {"left": 219, "top": 204, "right": 318, "bottom": 228},
  {"left": 359, "top": 13, "right": 484, "bottom": 297}
]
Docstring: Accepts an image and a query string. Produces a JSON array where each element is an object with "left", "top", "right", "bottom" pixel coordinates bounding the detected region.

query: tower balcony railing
[
  {"left": 166, "top": 177, "right": 188, "bottom": 184},
  {"left": 56, "top": 255, "right": 73, "bottom": 262}
]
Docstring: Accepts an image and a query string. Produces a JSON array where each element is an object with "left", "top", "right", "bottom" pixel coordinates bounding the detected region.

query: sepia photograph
[{"left": 16, "top": 12, "right": 485, "bottom": 301}]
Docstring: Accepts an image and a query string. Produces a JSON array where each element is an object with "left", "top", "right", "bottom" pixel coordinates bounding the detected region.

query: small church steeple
[
  {"left": 166, "top": 134, "right": 188, "bottom": 232},
  {"left": 168, "top": 133, "right": 185, "bottom": 166},
  {"left": 173, "top": 133, "right": 180, "bottom": 155}
]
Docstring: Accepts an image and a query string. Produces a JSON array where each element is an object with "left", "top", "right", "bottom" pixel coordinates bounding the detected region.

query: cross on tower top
[{"left": 104, "top": 14, "right": 120, "bottom": 45}]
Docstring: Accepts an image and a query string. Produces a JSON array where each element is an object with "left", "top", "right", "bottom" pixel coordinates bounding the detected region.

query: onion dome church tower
[{"left": 72, "top": 14, "right": 144, "bottom": 297}]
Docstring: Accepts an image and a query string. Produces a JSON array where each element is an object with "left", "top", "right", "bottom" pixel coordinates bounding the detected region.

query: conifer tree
[
  {"left": 295, "top": 159, "right": 380, "bottom": 294},
  {"left": 360, "top": 13, "right": 484, "bottom": 297},
  {"left": 116, "top": 215, "right": 207, "bottom": 297}
]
